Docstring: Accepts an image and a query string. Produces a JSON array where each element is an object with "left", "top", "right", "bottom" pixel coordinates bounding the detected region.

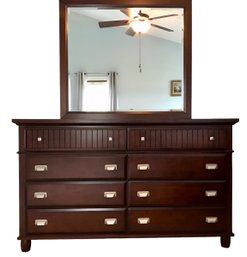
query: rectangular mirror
[
  {"left": 68, "top": 7, "right": 184, "bottom": 112},
  {"left": 60, "top": 0, "right": 191, "bottom": 122}
]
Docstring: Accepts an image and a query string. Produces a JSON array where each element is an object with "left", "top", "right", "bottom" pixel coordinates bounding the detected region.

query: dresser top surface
[{"left": 12, "top": 118, "right": 239, "bottom": 126}]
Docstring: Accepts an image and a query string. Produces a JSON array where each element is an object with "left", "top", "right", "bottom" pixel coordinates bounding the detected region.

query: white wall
[
  {"left": 0, "top": 0, "right": 246, "bottom": 257},
  {"left": 68, "top": 11, "right": 183, "bottom": 110}
]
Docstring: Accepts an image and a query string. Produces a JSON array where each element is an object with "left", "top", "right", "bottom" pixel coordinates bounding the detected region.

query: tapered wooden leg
[
  {"left": 221, "top": 236, "right": 231, "bottom": 248},
  {"left": 21, "top": 240, "right": 31, "bottom": 252}
]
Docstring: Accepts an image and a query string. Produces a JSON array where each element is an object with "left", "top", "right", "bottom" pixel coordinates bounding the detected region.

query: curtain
[
  {"left": 77, "top": 72, "right": 85, "bottom": 111},
  {"left": 109, "top": 72, "right": 117, "bottom": 111}
]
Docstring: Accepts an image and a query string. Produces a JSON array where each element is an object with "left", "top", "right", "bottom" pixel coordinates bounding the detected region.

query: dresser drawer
[
  {"left": 128, "top": 208, "right": 226, "bottom": 234},
  {"left": 27, "top": 182, "right": 125, "bottom": 207},
  {"left": 25, "top": 127, "right": 126, "bottom": 151},
  {"left": 128, "top": 182, "right": 226, "bottom": 207},
  {"left": 27, "top": 154, "right": 125, "bottom": 180},
  {"left": 128, "top": 154, "right": 228, "bottom": 180},
  {"left": 27, "top": 209, "right": 125, "bottom": 234},
  {"left": 128, "top": 126, "right": 230, "bottom": 150}
]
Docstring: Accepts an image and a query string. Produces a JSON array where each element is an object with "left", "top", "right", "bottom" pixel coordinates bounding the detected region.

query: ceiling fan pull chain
[{"left": 139, "top": 32, "right": 142, "bottom": 73}]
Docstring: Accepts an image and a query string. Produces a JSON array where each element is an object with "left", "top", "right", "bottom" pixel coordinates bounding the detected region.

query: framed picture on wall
[{"left": 171, "top": 80, "right": 182, "bottom": 96}]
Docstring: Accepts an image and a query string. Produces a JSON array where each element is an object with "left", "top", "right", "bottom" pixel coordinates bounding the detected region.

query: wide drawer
[
  {"left": 27, "top": 209, "right": 125, "bottom": 234},
  {"left": 128, "top": 208, "right": 226, "bottom": 234},
  {"left": 128, "top": 126, "right": 230, "bottom": 150},
  {"left": 27, "top": 182, "right": 125, "bottom": 207},
  {"left": 128, "top": 181, "right": 226, "bottom": 207},
  {"left": 26, "top": 154, "right": 125, "bottom": 180},
  {"left": 128, "top": 153, "right": 228, "bottom": 180},
  {"left": 25, "top": 127, "right": 126, "bottom": 151}
]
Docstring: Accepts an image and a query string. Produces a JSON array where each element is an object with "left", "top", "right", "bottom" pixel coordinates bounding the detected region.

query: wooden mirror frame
[{"left": 60, "top": 0, "right": 191, "bottom": 123}]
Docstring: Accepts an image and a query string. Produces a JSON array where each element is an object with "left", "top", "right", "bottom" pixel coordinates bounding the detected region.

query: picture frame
[{"left": 171, "top": 80, "right": 182, "bottom": 96}]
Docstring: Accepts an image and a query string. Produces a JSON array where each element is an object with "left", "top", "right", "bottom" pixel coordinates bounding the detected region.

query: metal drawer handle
[
  {"left": 108, "top": 137, "right": 113, "bottom": 142},
  {"left": 209, "top": 136, "right": 215, "bottom": 141},
  {"left": 205, "top": 190, "right": 217, "bottom": 197},
  {"left": 138, "top": 217, "right": 150, "bottom": 225},
  {"left": 35, "top": 219, "right": 48, "bottom": 226},
  {"left": 205, "top": 217, "right": 218, "bottom": 224},
  {"left": 140, "top": 136, "right": 145, "bottom": 142},
  {"left": 104, "top": 164, "right": 118, "bottom": 171},
  {"left": 104, "top": 218, "right": 117, "bottom": 225},
  {"left": 34, "top": 165, "right": 48, "bottom": 172},
  {"left": 34, "top": 192, "right": 48, "bottom": 199},
  {"left": 137, "top": 191, "right": 150, "bottom": 198},
  {"left": 104, "top": 191, "right": 117, "bottom": 198},
  {"left": 205, "top": 163, "right": 218, "bottom": 170},
  {"left": 137, "top": 164, "right": 150, "bottom": 171},
  {"left": 37, "top": 137, "right": 43, "bottom": 142}
]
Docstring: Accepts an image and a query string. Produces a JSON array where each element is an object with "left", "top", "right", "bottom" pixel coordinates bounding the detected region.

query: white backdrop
[{"left": 0, "top": 0, "right": 246, "bottom": 256}]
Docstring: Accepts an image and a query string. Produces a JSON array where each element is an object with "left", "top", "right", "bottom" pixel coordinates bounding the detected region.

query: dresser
[{"left": 12, "top": 119, "right": 238, "bottom": 251}]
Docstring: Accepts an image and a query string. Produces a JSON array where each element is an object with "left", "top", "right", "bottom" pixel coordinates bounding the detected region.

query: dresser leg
[
  {"left": 220, "top": 236, "right": 231, "bottom": 248},
  {"left": 21, "top": 240, "right": 31, "bottom": 252}
]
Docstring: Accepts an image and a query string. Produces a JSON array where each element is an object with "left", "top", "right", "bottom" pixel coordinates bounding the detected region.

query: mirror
[
  {"left": 60, "top": 0, "right": 191, "bottom": 121},
  {"left": 68, "top": 7, "right": 184, "bottom": 112}
]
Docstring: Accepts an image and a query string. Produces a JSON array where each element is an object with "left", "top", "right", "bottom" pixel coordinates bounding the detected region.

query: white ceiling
[{"left": 69, "top": 7, "right": 183, "bottom": 43}]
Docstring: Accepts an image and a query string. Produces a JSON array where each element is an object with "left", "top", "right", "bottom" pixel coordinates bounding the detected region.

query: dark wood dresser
[{"left": 12, "top": 118, "right": 238, "bottom": 251}]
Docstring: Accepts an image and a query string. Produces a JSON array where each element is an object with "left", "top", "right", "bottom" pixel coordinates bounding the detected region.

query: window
[{"left": 82, "top": 75, "right": 110, "bottom": 111}]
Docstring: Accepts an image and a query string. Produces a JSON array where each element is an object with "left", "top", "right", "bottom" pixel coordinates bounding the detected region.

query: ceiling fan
[{"left": 98, "top": 8, "right": 178, "bottom": 36}]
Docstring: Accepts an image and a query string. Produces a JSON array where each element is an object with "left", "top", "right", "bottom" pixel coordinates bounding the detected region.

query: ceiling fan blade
[
  {"left": 98, "top": 20, "right": 129, "bottom": 28},
  {"left": 120, "top": 8, "right": 132, "bottom": 18},
  {"left": 149, "top": 14, "right": 178, "bottom": 20},
  {"left": 151, "top": 23, "right": 174, "bottom": 32},
  {"left": 125, "top": 27, "right": 136, "bottom": 36}
]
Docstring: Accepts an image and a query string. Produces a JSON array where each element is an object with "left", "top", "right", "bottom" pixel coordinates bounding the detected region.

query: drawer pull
[
  {"left": 140, "top": 136, "right": 145, "bottom": 142},
  {"left": 138, "top": 217, "right": 150, "bottom": 225},
  {"left": 37, "top": 137, "right": 42, "bottom": 142},
  {"left": 34, "top": 192, "right": 48, "bottom": 199},
  {"left": 104, "top": 164, "right": 118, "bottom": 171},
  {"left": 205, "top": 217, "right": 218, "bottom": 224},
  {"left": 137, "top": 191, "right": 150, "bottom": 198},
  {"left": 104, "top": 218, "right": 117, "bottom": 225},
  {"left": 209, "top": 136, "right": 215, "bottom": 141},
  {"left": 34, "top": 165, "right": 48, "bottom": 172},
  {"left": 205, "top": 190, "right": 217, "bottom": 197},
  {"left": 137, "top": 164, "right": 150, "bottom": 171},
  {"left": 35, "top": 219, "right": 48, "bottom": 226},
  {"left": 205, "top": 163, "right": 218, "bottom": 170},
  {"left": 108, "top": 136, "right": 113, "bottom": 142},
  {"left": 104, "top": 191, "right": 117, "bottom": 198}
]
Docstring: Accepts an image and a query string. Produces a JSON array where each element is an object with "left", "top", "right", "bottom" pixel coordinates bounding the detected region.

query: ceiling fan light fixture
[{"left": 130, "top": 19, "right": 151, "bottom": 33}]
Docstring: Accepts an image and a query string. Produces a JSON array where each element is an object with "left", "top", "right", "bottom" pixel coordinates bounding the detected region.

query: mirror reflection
[{"left": 68, "top": 7, "right": 184, "bottom": 112}]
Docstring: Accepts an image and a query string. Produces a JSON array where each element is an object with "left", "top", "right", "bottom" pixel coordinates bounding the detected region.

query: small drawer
[
  {"left": 128, "top": 182, "right": 226, "bottom": 207},
  {"left": 26, "top": 127, "right": 126, "bottom": 151},
  {"left": 27, "top": 182, "right": 125, "bottom": 207},
  {"left": 128, "top": 208, "right": 226, "bottom": 234},
  {"left": 128, "top": 153, "right": 228, "bottom": 180},
  {"left": 27, "top": 209, "right": 125, "bottom": 234},
  {"left": 128, "top": 126, "right": 230, "bottom": 150},
  {"left": 27, "top": 154, "right": 125, "bottom": 180}
]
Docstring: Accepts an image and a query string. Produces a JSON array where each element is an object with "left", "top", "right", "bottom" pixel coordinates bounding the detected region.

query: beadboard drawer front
[
  {"left": 25, "top": 127, "right": 126, "bottom": 151},
  {"left": 27, "top": 155, "right": 125, "bottom": 180},
  {"left": 27, "top": 182, "right": 125, "bottom": 207},
  {"left": 128, "top": 154, "right": 228, "bottom": 180},
  {"left": 128, "top": 208, "right": 226, "bottom": 234},
  {"left": 128, "top": 126, "right": 230, "bottom": 150},
  {"left": 128, "top": 182, "right": 226, "bottom": 207},
  {"left": 27, "top": 209, "right": 125, "bottom": 234}
]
